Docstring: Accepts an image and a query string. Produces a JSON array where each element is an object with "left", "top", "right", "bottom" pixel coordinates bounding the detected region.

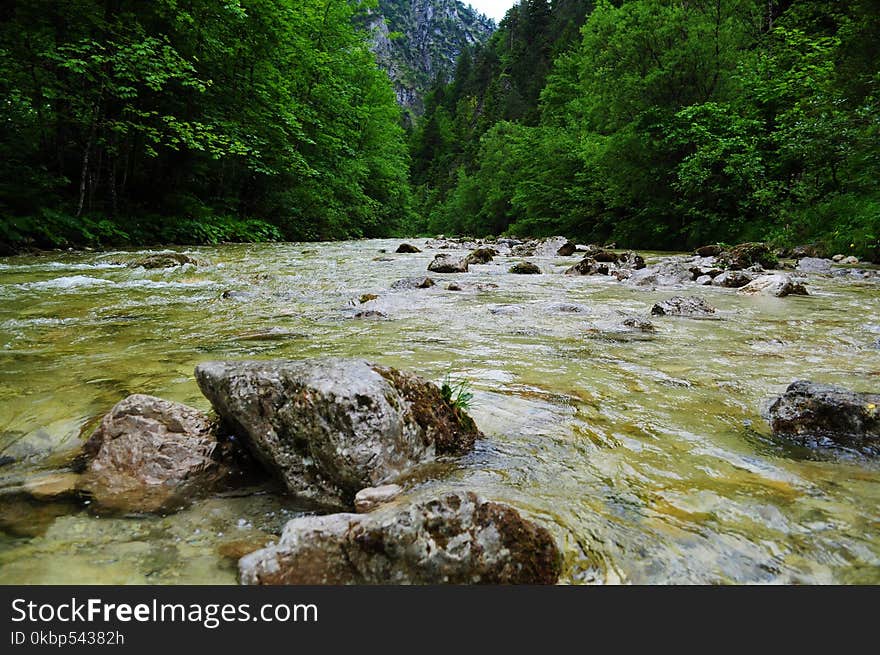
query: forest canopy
[
  {"left": 0, "top": 0, "right": 412, "bottom": 251},
  {"left": 411, "top": 0, "right": 880, "bottom": 261},
  {"left": 1, "top": 0, "right": 879, "bottom": 261}
]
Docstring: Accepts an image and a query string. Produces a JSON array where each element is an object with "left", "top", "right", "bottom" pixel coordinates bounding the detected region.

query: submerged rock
[
  {"left": 195, "top": 360, "right": 482, "bottom": 509},
  {"left": 239, "top": 491, "right": 561, "bottom": 585},
  {"left": 738, "top": 274, "right": 808, "bottom": 297},
  {"left": 766, "top": 381, "right": 879, "bottom": 454},
  {"left": 510, "top": 261, "right": 542, "bottom": 274},
  {"left": 651, "top": 296, "right": 717, "bottom": 318},
  {"left": 395, "top": 243, "right": 422, "bottom": 254},
  {"left": 77, "top": 394, "right": 239, "bottom": 513},
  {"left": 23, "top": 473, "right": 80, "bottom": 501},
  {"left": 585, "top": 316, "right": 656, "bottom": 341},
  {"left": 428, "top": 254, "right": 469, "bottom": 273},
  {"left": 546, "top": 302, "right": 587, "bottom": 313},
  {"left": 391, "top": 277, "right": 435, "bottom": 290}
]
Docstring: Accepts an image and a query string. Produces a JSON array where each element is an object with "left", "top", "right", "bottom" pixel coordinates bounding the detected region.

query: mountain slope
[{"left": 369, "top": 0, "right": 494, "bottom": 117}]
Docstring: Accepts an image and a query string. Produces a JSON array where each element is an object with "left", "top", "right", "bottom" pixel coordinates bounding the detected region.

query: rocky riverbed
[{"left": 0, "top": 238, "right": 878, "bottom": 584}]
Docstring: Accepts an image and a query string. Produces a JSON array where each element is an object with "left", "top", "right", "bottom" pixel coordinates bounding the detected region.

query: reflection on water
[{"left": 0, "top": 241, "right": 878, "bottom": 584}]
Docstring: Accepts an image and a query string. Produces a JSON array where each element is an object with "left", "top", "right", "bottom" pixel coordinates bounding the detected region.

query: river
[{"left": 0, "top": 240, "right": 878, "bottom": 583}]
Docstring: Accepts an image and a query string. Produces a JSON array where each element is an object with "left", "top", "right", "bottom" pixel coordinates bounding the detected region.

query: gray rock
[
  {"left": 712, "top": 270, "right": 754, "bottom": 288},
  {"left": 195, "top": 360, "right": 482, "bottom": 509},
  {"left": 78, "top": 395, "right": 239, "bottom": 513},
  {"left": 239, "top": 491, "right": 561, "bottom": 585},
  {"left": 391, "top": 277, "right": 435, "bottom": 290},
  {"left": 428, "top": 254, "right": 469, "bottom": 273},
  {"left": 832, "top": 254, "right": 845, "bottom": 262},
  {"left": 695, "top": 275, "right": 713, "bottom": 286},
  {"left": 354, "top": 484, "right": 403, "bottom": 513},
  {"left": 738, "top": 274, "right": 808, "bottom": 297},
  {"left": 534, "top": 236, "right": 570, "bottom": 257},
  {"left": 545, "top": 302, "right": 588, "bottom": 313},
  {"left": 766, "top": 381, "right": 879, "bottom": 454},
  {"left": 626, "top": 259, "right": 693, "bottom": 287},
  {"left": 129, "top": 253, "right": 198, "bottom": 269},
  {"left": 796, "top": 257, "right": 833, "bottom": 273},
  {"left": 489, "top": 305, "right": 524, "bottom": 315},
  {"left": 651, "top": 296, "right": 717, "bottom": 318},
  {"left": 395, "top": 243, "right": 422, "bottom": 254},
  {"left": 841, "top": 255, "right": 859, "bottom": 265}
]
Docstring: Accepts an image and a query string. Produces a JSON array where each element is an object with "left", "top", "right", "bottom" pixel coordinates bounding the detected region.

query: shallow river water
[{"left": 0, "top": 240, "right": 878, "bottom": 584}]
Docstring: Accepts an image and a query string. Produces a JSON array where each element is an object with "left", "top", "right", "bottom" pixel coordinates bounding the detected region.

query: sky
[{"left": 466, "top": 0, "right": 517, "bottom": 22}]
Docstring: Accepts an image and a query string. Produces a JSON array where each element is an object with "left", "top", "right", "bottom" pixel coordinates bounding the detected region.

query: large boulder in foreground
[
  {"left": 195, "top": 359, "right": 482, "bottom": 509},
  {"left": 78, "top": 394, "right": 238, "bottom": 513},
  {"left": 766, "top": 381, "right": 879, "bottom": 454},
  {"left": 239, "top": 491, "right": 561, "bottom": 585}
]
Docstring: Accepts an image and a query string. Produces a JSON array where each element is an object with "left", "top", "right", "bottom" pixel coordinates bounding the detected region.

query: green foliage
[
  {"left": 441, "top": 374, "right": 475, "bottom": 415},
  {"left": 0, "top": 0, "right": 413, "bottom": 252},
  {"left": 413, "top": 0, "right": 880, "bottom": 260}
]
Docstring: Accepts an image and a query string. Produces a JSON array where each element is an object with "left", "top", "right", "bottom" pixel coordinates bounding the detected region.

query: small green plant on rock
[{"left": 441, "top": 374, "right": 474, "bottom": 420}]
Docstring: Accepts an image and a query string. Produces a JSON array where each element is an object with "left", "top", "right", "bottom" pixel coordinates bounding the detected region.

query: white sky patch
[{"left": 466, "top": 0, "right": 517, "bottom": 22}]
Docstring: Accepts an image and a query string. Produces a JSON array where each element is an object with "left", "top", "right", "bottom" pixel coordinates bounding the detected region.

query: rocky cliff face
[{"left": 368, "top": 0, "right": 494, "bottom": 117}]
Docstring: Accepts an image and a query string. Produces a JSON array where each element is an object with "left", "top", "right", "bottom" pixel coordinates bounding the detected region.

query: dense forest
[
  {"left": 411, "top": 0, "right": 880, "bottom": 261},
  {"left": 0, "top": 0, "right": 412, "bottom": 252},
  {"left": 2, "top": 0, "right": 879, "bottom": 261}
]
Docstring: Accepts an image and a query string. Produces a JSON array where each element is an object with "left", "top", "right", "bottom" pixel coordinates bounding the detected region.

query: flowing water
[{"left": 0, "top": 240, "right": 878, "bottom": 584}]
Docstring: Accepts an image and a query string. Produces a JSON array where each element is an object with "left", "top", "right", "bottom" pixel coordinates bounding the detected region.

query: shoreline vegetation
[{"left": 3, "top": 1, "right": 879, "bottom": 262}]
